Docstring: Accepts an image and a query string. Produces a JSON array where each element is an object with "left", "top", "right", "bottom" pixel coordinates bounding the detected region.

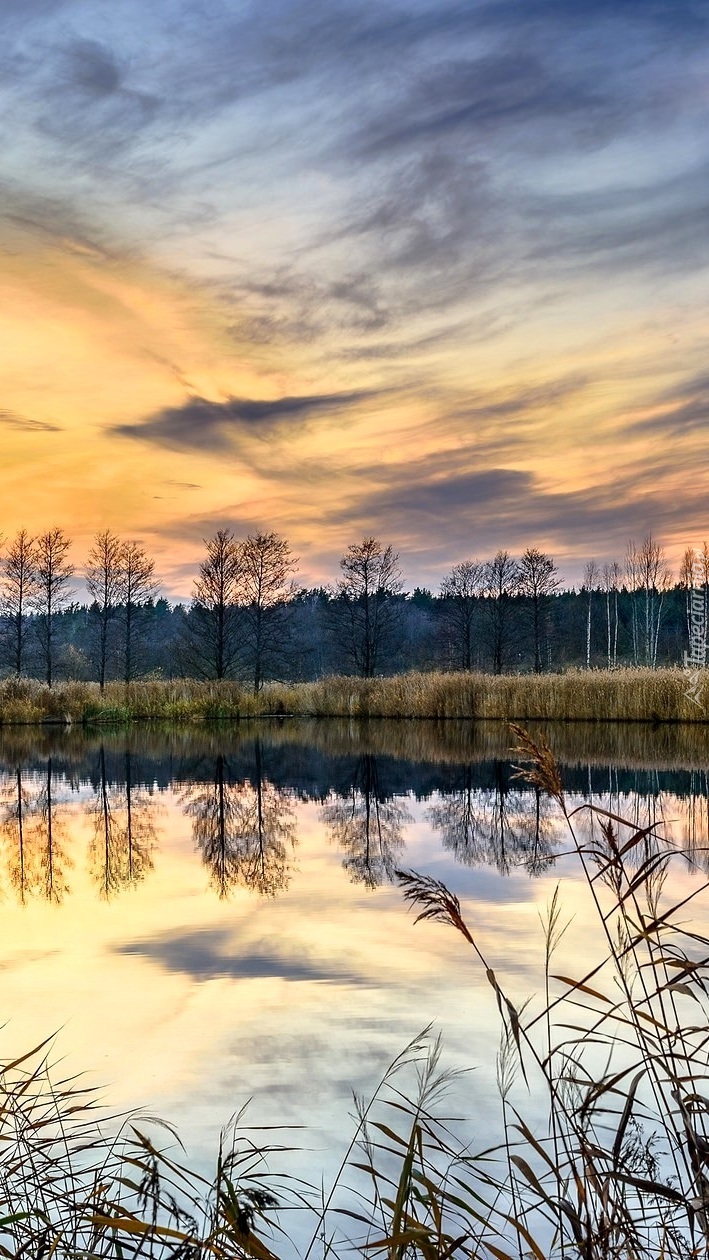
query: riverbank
[{"left": 0, "top": 666, "right": 706, "bottom": 724}]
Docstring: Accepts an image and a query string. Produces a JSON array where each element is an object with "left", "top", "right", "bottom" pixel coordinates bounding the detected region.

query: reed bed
[
  {"left": 0, "top": 667, "right": 708, "bottom": 726},
  {"left": 2, "top": 726, "right": 708, "bottom": 1258}
]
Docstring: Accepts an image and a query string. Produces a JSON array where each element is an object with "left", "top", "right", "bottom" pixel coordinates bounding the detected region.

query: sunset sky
[{"left": 2, "top": 0, "right": 708, "bottom": 596}]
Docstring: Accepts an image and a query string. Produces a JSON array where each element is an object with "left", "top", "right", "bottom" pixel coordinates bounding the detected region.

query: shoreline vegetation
[{"left": 0, "top": 666, "right": 707, "bottom": 726}]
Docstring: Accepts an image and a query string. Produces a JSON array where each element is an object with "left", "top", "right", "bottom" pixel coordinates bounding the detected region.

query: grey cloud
[
  {"left": 522, "top": 164, "right": 709, "bottom": 278},
  {"left": 34, "top": 38, "right": 160, "bottom": 155},
  {"left": 450, "top": 375, "right": 588, "bottom": 423},
  {"left": 337, "top": 468, "right": 535, "bottom": 528},
  {"left": 3, "top": 0, "right": 704, "bottom": 337},
  {"left": 0, "top": 179, "right": 115, "bottom": 258},
  {"left": 0, "top": 0, "right": 68, "bottom": 28},
  {"left": 148, "top": 446, "right": 700, "bottom": 586},
  {"left": 157, "top": 0, "right": 706, "bottom": 120},
  {"left": 111, "top": 389, "right": 380, "bottom": 454},
  {"left": 329, "top": 451, "right": 705, "bottom": 564},
  {"left": 626, "top": 369, "right": 709, "bottom": 439},
  {"left": 352, "top": 52, "right": 601, "bottom": 160},
  {"left": 475, "top": 0, "right": 708, "bottom": 38},
  {"left": 117, "top": 927, "right": 360, "bottom": 984},
  {"left": 63, "top": 38, "right": 121, "bottom": 97},
  {"left": 0, "top": 409, "right": 60, "bottom": 433}
]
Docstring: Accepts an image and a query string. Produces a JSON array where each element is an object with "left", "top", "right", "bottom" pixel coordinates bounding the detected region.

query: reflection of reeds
[{"left": 2, "top": 667, "right": 709, "bottom": 727}]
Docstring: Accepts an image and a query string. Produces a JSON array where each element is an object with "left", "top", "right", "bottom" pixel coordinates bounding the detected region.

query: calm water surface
[{"left": 1, "top": 718, "right": 708, "bottom": 1223}]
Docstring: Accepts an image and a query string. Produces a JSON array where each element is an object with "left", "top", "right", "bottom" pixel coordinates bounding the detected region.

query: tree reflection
[
  {"left": 0, "top": 760, "right": 71, "bottom": 903},
  {"left": 183, "top": 743, "right": 297, "bottom": 898},
  {"left": 428, "top": 763, "right": 556, "bottom": 876},
  {"left": 88, "top": 748, "right": 156, "bottom": 899},
  {"left": 322, "top": 755, "right": 409, "bottom": 888}
]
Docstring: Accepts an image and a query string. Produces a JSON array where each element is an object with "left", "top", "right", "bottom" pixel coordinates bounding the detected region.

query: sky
[{"left": 1, "top": 0, "right": 708, "bottom": 596}]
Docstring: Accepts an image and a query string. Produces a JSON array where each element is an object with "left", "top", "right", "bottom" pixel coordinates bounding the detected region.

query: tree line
[{"left": 0, "top": 527, "right": 703, "bottom": 687}]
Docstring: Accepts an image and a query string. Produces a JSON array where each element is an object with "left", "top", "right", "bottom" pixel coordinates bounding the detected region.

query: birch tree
[
  {"left": 583, "top": 559, "right": 599, "bottom": 669},
  {"left": 601, "top": 560, "right": 621, "bottom": 668},
  {"left": 626, "top": 536, "right": 671, "bottom": 667}
]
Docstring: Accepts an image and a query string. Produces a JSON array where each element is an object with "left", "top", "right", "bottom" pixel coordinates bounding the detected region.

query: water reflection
[
  {"left": 428, "top": 763, "right": 556, "bottom": 876},
  {"left": 322, "top": 754, "right": 409, "bottom": 887},
  {"left": 183, "top": 742, "right": 297, "bottom": 898},
  {"left": 88, "top": 748, "right": 156, "bottom": 899},
  {"left": 0, "top": 721, "right": 708, "bottom": 903},
  {"left": 0, "top": 760, "right": 72, "bottom": 904},
  {"left": 685, "top": 771, "right": 709, "bottom": 871}
]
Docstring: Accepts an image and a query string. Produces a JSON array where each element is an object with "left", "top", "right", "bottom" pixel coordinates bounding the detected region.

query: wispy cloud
[
  {"left": 0, "top": 409, "right": 60, "bottom": 433},
  {"left": 1, "top": 0, "right": 707, "bottom": 581}
]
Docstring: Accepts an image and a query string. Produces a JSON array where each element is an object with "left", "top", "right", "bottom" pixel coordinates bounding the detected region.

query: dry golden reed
[{"left": 0, "top": 667, "right": 707, "bottom": 726}]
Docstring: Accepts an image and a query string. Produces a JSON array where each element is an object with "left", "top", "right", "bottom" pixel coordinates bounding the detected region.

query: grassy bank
[{"left": 0, "top": 667, "right": 707, "bottom": 725}]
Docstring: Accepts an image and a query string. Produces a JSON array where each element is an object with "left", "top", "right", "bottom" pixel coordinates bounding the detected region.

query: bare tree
[
  {"left": 336, "top": 536, "right": 403, "bottom": 677},
  {"left": 32, "top": 528, "right": 74, "bottom": 686},
  {"left": 1, "top": 530, "right": 37, "bottom": 675},
  {"left": 239, "top": 532, "right": 297, "bottom": 692},
  {"left": 583, "top": 559, "right": 600, "bottom": 669},
  {"left": 625, "top": 535, "right": 672, "bottom": 667},
  {"left": 188, "top": 529, "right": 242, "bottom": 679},
  {"left": 121, "top": 540, "right": 159, "bottom": 683},
  {"left": 601, "top": 560, "right": 622, "bottom": 668},
  {"left": 86, "top": 530, "right": 125, "bottom": 690},
  {"left": 440, "top": 559, "right": 485, "bottom": 670},
  {"left": 481, "top": 551, "right": 520, "bottom": 674},
  {"left": 518, "top": 547, "right": 560, "bottom": 673}
]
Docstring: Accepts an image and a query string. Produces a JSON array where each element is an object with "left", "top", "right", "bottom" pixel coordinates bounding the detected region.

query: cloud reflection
[{"left": 116, "top": 926, "right": 360, "bottom": 984}]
